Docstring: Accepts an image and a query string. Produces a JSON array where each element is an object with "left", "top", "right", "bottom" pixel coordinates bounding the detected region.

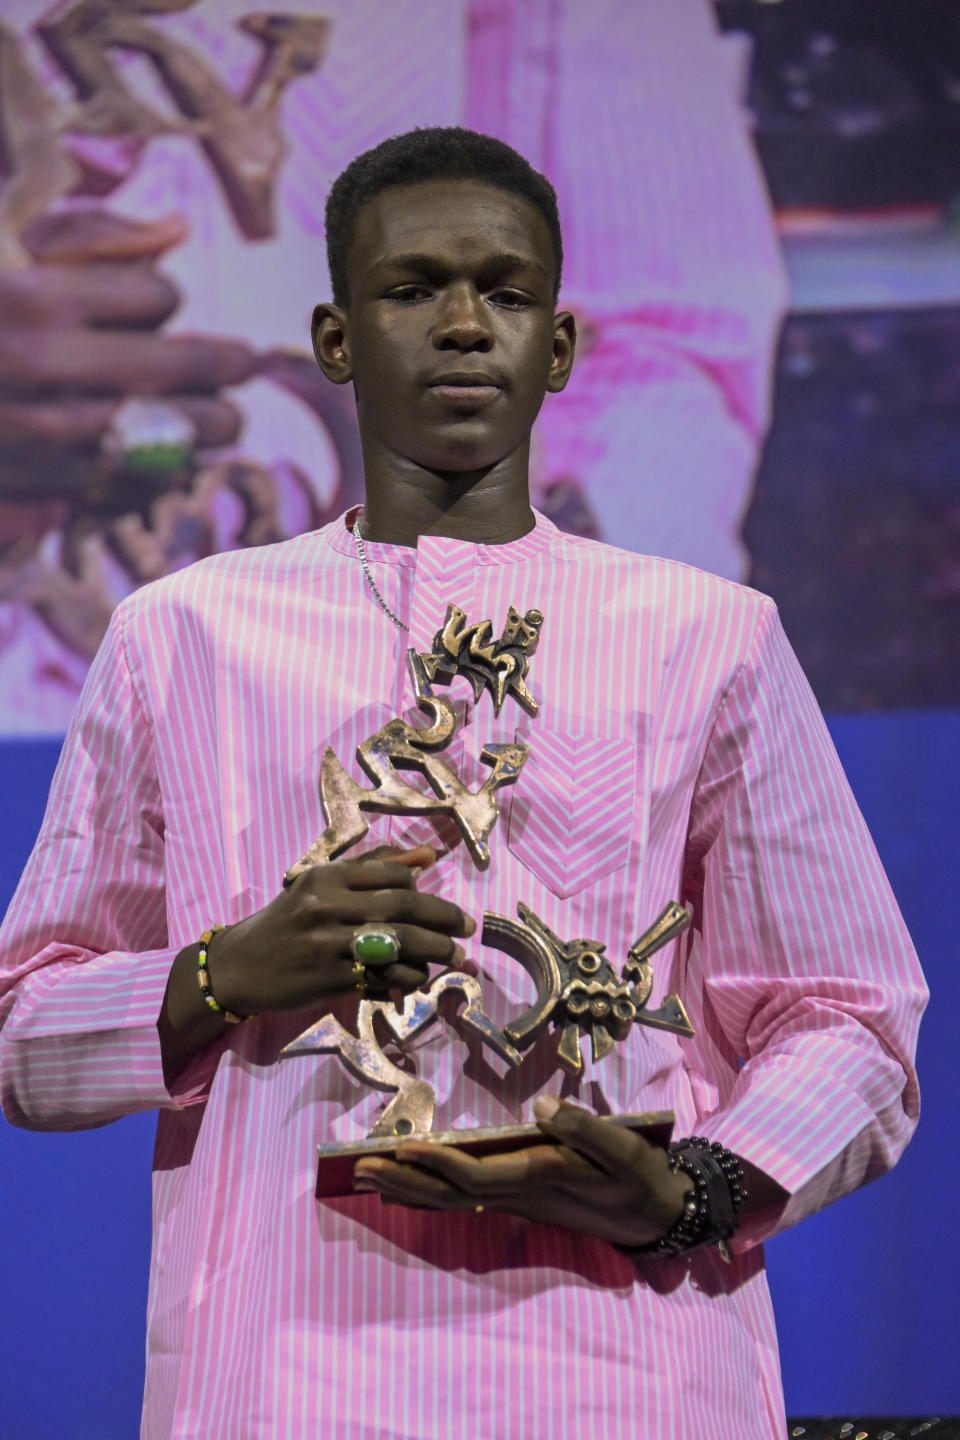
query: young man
[{"left": 0, "top": 129, "right": 925, "bottom": 1438}]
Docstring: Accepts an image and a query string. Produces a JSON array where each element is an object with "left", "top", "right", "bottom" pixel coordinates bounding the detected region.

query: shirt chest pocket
[{"left": 506, "top": 726, "right": 639, "bottom": 898}]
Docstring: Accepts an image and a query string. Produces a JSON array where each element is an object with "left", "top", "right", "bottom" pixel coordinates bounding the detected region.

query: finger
[
  {"left": 0, "top": 396, "right": 243, "bottom": 453},
  {"left": 320, "top": 859, "right": 419, "bottom": 891},
  {"left": 0, "top": 266, "right": 179, "bottom": 330},
  {"left": 353, "top": 1157, "right": 466, "bottom": 1210},
  {"left": 23, "top": 210, "right": 189, "bottom": 266},
  {"left": 345, "top": 888, "right": 476, "bottom": 938},
  {"left": 358, "top": 844, "right": 437, "bottom": 871},
  {"left": 310, "top": 858, "right": 454, "bottom": 906},
  {"left": 532, "top": 1097, "right": 656, "bottom": 1177},
  {"left": 361, "top": 960, "right": 430, "bottom": 995},
  {"left": 329, "top": 924, "right": 465, "bottom": 968},
  {"left": 393, "top": 1139, "right": 577, "bottom": 1198},
  {"left": 375, "top": 1197, "right": 439, "bottom": 1211},
  {"left": 395, "top": 844, "right": 437, "bottom": 871},
  {"left": 0, "top": 330, "right": 256, "bottom": 397}
]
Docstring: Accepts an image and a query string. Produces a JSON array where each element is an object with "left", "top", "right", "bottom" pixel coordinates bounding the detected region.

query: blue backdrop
[{"left": 0, "top": 712, "right": 955, "bottom": 1434}]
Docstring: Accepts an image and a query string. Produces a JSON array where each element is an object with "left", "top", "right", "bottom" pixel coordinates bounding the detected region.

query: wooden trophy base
[{"left": 315, "top": 1110, "right": 676, "bottom": 1198}]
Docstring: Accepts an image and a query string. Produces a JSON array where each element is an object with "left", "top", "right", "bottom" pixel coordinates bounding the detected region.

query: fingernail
[
  {"left": 533, "top": 1095, "right": 561, "bottom": 1121},
  {"left": 463, "top": 915, "right": 478, "bottom": 937},
  {"left": 353, "top": 1178, "right": 377, "bottom": 1192}
]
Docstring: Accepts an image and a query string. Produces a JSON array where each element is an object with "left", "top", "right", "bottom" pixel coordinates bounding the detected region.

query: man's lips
[{"left": 427, "top": 373, "right": 502, "bottom": 407}]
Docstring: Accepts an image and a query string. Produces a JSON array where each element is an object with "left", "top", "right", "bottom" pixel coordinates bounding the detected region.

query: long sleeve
[
  {"left": 685, "top": 601, "right": 927, "bottom": 1247},
  {"left": 0, "top": 602, "right": 200, "bottom": 1130}
]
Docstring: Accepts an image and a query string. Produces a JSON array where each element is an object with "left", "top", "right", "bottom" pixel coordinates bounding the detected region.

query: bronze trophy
[{"left": 280, "top": 604, "right": 693, "bottom": 1197}]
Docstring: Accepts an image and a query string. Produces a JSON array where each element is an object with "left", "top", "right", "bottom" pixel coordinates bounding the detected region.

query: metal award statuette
[{"left": 280, "top": 604, "right": 694, "bottom": 1197}]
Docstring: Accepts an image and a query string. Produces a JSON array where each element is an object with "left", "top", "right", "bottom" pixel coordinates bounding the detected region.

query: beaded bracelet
[
  {"left": 197, "top": 925, "right": 252, "bottom": 1025},
  {"left": 631, "top": 1137, "right": 748, "bottom": 1260}
]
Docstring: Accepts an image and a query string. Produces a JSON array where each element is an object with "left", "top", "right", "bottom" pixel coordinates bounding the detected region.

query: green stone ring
[{"left": 350, "top": 924, "right": 401, "bottom": 968}]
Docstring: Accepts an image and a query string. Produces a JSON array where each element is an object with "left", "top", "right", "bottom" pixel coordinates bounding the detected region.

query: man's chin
[
  {"left": 431, "top": 463, "right": 514, "bottom": 490},
  {"left": 414, "top": 434, "right": 519, "bottom": 478}
]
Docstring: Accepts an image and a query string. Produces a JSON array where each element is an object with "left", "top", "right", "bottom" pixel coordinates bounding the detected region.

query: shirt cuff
[
  {"left": 697, "top": 1042, "right": 918, "bottom": 1254},
  {"left": 1, "top": 947, "right": 224, "bottom": 1129}
]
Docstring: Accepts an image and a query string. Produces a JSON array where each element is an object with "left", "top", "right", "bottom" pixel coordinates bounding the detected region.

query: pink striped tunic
[{"left": 0, "top": 512, "right": 925, "bottom": 1438}]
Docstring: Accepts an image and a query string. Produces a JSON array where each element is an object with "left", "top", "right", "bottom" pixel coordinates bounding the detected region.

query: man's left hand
[{"left": 352, "top": 1096, "right": 692, "bottom": 1248}]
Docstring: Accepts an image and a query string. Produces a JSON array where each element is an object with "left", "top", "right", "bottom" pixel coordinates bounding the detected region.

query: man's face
[{"left": 324, "top": 179, "right": 573, "bottom": 474}]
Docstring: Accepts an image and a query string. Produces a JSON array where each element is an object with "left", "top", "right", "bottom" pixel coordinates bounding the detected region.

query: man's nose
[{"left": 432, "top": 283, "right": 493, "bottom": 350}]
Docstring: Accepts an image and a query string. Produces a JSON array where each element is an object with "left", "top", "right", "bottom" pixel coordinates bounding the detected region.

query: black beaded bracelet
[{"left": 631, "top": 1137, "right": 748, "bottom": 1260}]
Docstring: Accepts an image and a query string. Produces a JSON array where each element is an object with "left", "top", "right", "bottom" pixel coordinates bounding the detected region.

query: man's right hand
[
  {"left": 158, "top": 846, "right": 476, "bottom": 1084},
  {"left": 207, "top": 846, "right": 475, "bottom": 1017}
]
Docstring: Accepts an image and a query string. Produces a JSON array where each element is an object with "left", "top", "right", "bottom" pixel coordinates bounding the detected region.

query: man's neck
[{"left": 359, "top": 458, "right": 536, "bottom": 548}]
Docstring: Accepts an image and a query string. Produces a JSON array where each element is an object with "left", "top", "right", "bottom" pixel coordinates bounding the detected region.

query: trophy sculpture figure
[{"left": 280, "top": 604, "right": 694, "bottom": 1196}]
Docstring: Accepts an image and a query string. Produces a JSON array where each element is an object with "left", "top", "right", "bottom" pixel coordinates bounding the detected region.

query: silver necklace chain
[{"left": 352, "top": 519, "right": 409, "bottom": 633}]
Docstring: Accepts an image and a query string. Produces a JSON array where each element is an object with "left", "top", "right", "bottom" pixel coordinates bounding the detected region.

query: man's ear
[
  {"left": 311, "top": 303, "right": 353, "bottom": 384},
  {"left": 546, "top": 310, "right": 577, "bottom": 394}
]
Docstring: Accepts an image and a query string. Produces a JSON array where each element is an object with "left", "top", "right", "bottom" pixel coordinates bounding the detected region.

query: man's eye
[
  {"left": 489, "top": 289, "right": 532, "bottom": 309},
  {"left": 387, "top": 285, "right": 430, "bottom": 303}
]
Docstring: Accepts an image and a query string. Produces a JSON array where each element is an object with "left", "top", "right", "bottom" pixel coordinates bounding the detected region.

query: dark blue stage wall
[{"left": 1, "top": 715, "right": 956, "bottom": 1437}]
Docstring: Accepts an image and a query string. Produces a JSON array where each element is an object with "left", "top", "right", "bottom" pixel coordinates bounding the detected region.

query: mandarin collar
[{"left": 324, "top": 506, "right": 558, "bottom": 567}]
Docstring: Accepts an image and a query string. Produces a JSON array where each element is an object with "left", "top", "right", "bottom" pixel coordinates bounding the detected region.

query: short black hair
[{"left": 325, "top": 126, "right": 563, "bottom": 307}]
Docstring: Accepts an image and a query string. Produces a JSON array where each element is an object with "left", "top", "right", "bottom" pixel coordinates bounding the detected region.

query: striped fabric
[
  {"left": 0, "top": 512, "right": 925, "bottom": 1439},
  {"left": 507, "top": 728, "right": 638, "bottom": 897}
]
